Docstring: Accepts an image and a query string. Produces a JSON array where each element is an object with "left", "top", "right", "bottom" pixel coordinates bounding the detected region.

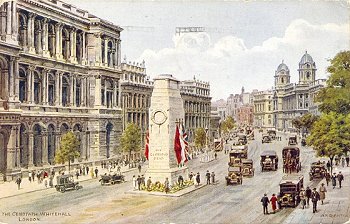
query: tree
[
  {"left": 221, "top": 116, "right": 236, "bottom": 134},
  {"left": 316, "top": 51, "right": 350, "bottom": 114},
  {"left": 55, "top": 132, "right": 80, "bottom": 172},
  {"left": 292, "top": 113, "right": 319, "bottom": 134},
  {"left": 120, "top": 123, "right": 141, "bottom": 164},
  {"left": 306, "top": 112, "right": 350, "bottom": 173},
  {"left": 194, "top": 127, "right": 207, "bottom": 149}
]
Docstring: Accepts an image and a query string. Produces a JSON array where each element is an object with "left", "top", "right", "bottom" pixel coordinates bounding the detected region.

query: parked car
[
  {"left": 309, "top": 161, "right": 327, "bottom": 181},
  {"left": 55, "top": 174, "right": 82, "bottom": 193},
  {"left": 260, "top": 150, "right": 278, "bottom": 172},
  {"left": 225, "top": 166, "right": 243, "bottom": 185},
  {"left": 242, "top": 159, "right": 254, "bottom": 177},
  {"left": 279, "top": 175, "right": 304, "bottom": 208},
  {"left": 267, "top": 130, "right": 277, "bottom": 140}
]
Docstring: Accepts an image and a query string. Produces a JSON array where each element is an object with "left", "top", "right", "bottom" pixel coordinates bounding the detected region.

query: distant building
[
  {"left": 252, "top": 90, "right": 274, "bottom": 128},
  {"left": 237, "top": 105, "right": 254, "bottom": 125}
]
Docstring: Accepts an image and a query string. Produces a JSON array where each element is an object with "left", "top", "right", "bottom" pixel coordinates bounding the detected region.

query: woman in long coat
[
  {"left": 270, "top": 194, "right": 278, "bottom": 213},
  {"left": 319, "top": 183, "right": 327, "bottom": 204}
]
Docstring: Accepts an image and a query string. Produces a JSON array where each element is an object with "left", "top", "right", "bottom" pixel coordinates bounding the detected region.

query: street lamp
[{"left": 205, "top": 125, "right": 209, "bottom": 149}]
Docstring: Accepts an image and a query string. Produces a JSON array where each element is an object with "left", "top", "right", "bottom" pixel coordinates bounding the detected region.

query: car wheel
[
  {"left": 60, "top": 186, "right": 65, "bottom": 193},
  {"left": 75, "top": 185, "right": 80, "bottom": 190}
]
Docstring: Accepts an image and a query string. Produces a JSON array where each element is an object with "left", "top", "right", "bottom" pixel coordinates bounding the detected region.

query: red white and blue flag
[
  {"left": 144, "top": 130, "right": 149, "bottom": 160},
  {"left": 179, "top": 123, "right": 189, "bottom": 164},
  {"left": 174, "top": 124, "right": 182, "bottom": 164}
]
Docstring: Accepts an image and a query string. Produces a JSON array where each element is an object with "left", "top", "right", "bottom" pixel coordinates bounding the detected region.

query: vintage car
[
  {"left": 229, "top": 145, "right": 248, "bottom": 162},
  {"left": 99, "top": 172, "right": 125, "bottom": 185},
  {"left": 242, "top": 159, "right": 254, "bottom": 177},
  {"left": 282, "top": 146, "right": 301, "bottom": 173},
  {"left": 262, "top": 135, "right": 272, "bottom": 144},
  {"left": 258, "top": 128, "right": 264, "bottom": 133},
  {"left": 288, "top": 136, "right": 298, "bottom": 146},
  {"left": 279, "top": 175, "right": 304, "bottom": 207},
  {"left": 260, "top": 150, "right": 278, "bottom": 171},
  {"left": 309, "top": 161, "right": 327, "bottom": 181},
  {"left": 225, "top": 166, "right": 243, "bottom": 185},
  {"left": 55, "top": 174, "right": 82, "bottom": 193},
  {"left": 237, "top": 134, "right": 248, "bottom": 145},
  {"left": 301, "top": 138, "right": 306, "bottom": 146},
  {"left": 267, "top": 130, "right": 277, "bottom": 140}
]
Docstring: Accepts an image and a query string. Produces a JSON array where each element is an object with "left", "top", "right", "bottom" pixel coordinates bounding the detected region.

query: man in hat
[
  {"left": 331, "top": 173, "right": 337, "bottom": 189},
  {"left": 261, "top": 193, "right": 270, "bottom": 215},
  {"left": 299, "top": 188, "right": 306, "bottom": 209},
  {"left": 311, "top": 188, "right": 320, "bottom": 213},
  {"left": 319, "top": 183, "right": 327, "bottom": 205},
  {"left": 206, "top": 170, "right": 211, "bottom": 185},
  {"left": 337, "top": 171, "right": 344, "bottom": 188}
]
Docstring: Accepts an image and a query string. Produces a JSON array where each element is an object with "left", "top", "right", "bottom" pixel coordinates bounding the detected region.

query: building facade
[
  {"left": 237, "top": 105, "right": 254, "bottom": 125},
  {"left": 272, "top": 52, "right": 326, "bottom": 131},
  {"left": 252, "top": 90, "right": 274, "bottom": 128},
  {"left": 180, "top": 77, "right": 211, "bottom": 141},
  {"left": 0, "top": 0, "right": 123, "bottom": 180},
  {"left": 120, "top": 59, "right": 153, "bottom": 160}
]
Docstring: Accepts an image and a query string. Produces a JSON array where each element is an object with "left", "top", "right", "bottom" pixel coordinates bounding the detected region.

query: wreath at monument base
[{"left": 140, "top": 180, "right": 194, "bottom": 193}]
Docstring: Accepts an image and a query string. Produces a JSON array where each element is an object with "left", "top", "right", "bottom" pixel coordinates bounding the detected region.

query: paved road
[{"left": 0, "top": 131, "right": 320, "bottom": 224}]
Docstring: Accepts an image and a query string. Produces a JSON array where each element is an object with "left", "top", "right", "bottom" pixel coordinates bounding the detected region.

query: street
[{"left": 0, "top": 131, "right": 337, "bottom": 224}]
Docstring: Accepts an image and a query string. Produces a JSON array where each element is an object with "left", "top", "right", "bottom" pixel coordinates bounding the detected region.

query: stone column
[
  {"left": 7, "top": 57, "right": 14, "bottom": 101},
  {"left": 42, "top": 18, "right": 50, "bottom": 57},
  {"left": 81, "top": 31, "right": 86, "bottom": 65},
  {"left": 94, "top": 76, "right": 102, "bottom": 106},
  {"left": 6, "top": 126, "right": 18, "bottom": 170},
  {"left": 113, "top": 80, "right": 117, "bottom": 108},
  {"left": 13, "top": 57, "right": 19, "bottom": 100},
  {"left": 69, "top": 28, "right": 77, "bottom": 63},
  {"left": 11, "top": 1, "right": 17, "bottom": 40},
  {"left": 36, "top": 28, "right": 42, "bottom": 54},
  {"left": 104, "top": 80, "right": 107, "bottom": 107},
  {"left": 42, "top": 69, "right": 48, "bottom": 105},
  {"left": 70, "top": 74, "right": 75, "bottom": 106},
  {"left": 55, "top": 72, "right": 61, "bottom": 106},
  {"left": 27, "top": 66, "right": 35, "bottom": 104},
  {"left": 55, "top": 133, "right": 61, "bottom": 153},
  {"left": 55, "top": 23, "right": 63, "bottom": 60},
  {"left": 5, "top": 2, "right": 11, "bottom": 39},
  {"left": 27, "top": 133, "right": 34, "bottom": 167},
  {"left": 103, "top": 37, "right": 108, "bottom": 66},
  {"left": 115, "top": 39, "right": 121, "bottom": 67},
  {"left": 28, "top": 13, "right": 36, "bottom": 54},
  {"left": 41, "top": 132, "right": 48, "bottom": 165}
]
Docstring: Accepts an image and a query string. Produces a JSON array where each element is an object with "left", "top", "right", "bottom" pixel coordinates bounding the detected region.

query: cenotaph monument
[{"left": 145, "top": 74, "right": 189, "bottom": 185}]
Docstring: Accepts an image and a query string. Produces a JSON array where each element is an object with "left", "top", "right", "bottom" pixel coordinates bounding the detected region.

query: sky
[{"left": 65, "top": 0, "right": 350, "bottom": 100}]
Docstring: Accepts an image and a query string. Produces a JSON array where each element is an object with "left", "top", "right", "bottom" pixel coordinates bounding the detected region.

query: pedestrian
[
  {"left": 325, "top": 172, "right": 331, "bottom": 186},
  {"left": 75, "top": 170, "right": 79, "bottom": 179},
  {"left": 305, "top": 186, "right": 312, "bottom": 206},
  {"left": 311, "top": 188, "right": 320, "bottom": 213},
  {"left": 16, "top": 176, "right": 22, "bottom": 190},
  {"left": 117, "top": 165, "right": 121, "bottom": 172},
  {"left": 211, "top": 172, "right": 215, "bottom": 184},
  {"left": 331, "top": 173, "right": 337, "bottom": 189},
  {"left": 346, "top": 155, "right": 350, "bottom": 167},
  {"left": 341, "top": 157, "right": 345, "bottom": 167},
  {"left": 141, "top": 175, "right": 145, "bottom": 187},
  {"left": 132, "top": 175, "right": 137, "bottom": 190},
  {"left": 261, "top": 193, "right": 270, "bottom": 215},
  {"left": 49, "top": 175, "right": 54, "bottom": 188},
  {"left": 326, "top": 161, "right": 331, "bottom": 172},
  {"left": 147, "top": 177, "right": 152, "bottom": 190},
  {"left": 32, "top": 170, "right": 35, "bottom": 182},
  {"left": 319, "top": 183, "right": 327, "bottom": 205},
  {"left": 299, "top": 188, "right": 306, "bottom": 209},
  {"left": 90, "top": 169, "right": 94, "bottom": 178},
  {"left": 28, "top": 171, "right": 32, "bottom": 183},
  {"left": 137, "top": 175, "right": 142, "bottom": 190},
  {"left": 86, "top": 166, "right": 90, "bottom": 175},
  {"left": 214, "top": 152, "right": 217, "bottom": 160},
  {"left": 206, "top": 170, "right": 211, "bottom": 185},
  {"left": 270, "top": 194, "right": 278, "bottom": 213},
  {"left": 178, "top": 175, "right": 184, "bottom": 187},
  {"left": 164, "top": 177, "right": 170, "bottom": 194},
  {"left": 94, "top": 167, "right": 99, "bottom": 178},
  {"left": 337, "top": 171, "right": 344, "bottom": 188},
  {"left": 189, "top": 172, "right": 194, "bottom": 181},
  {"left": 196, "top": 172, "right": 200, "bottom": 186},
  {"left": 138, "top": 164, "right": 142, "bottom": 173},
  {"left": 335, "top": 156, "right": 339, "bottom": 166},
  {"left": 44, "top": 177, "right": 48, "bottom": 188}
]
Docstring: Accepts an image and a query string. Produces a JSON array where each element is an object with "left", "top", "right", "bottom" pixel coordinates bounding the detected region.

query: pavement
[
  {"left": 0, "top": 165, "right": 138, "bottom": 200},
  {"left": 283, "top": 164, "right": 350, "bottom": 224}
]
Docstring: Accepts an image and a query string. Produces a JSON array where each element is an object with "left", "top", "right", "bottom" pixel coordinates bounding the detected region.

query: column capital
[
  {"left": 28, "top": 12, "right": 37, "bottom": 19},
  {"left": 70, "top": 27, "right": 77, "bottom": 32},
  {"left": 28, "top": 65, "right": 36, "bottom": 72},
  {"left": 42, "top": 68, "right": 50, "bottom": 74},
  {"left": 54, "top": 22, "right": 63, "bottom": 29},
  {"left": 42, "top": 18, "right": 50, "bottom": 24}
]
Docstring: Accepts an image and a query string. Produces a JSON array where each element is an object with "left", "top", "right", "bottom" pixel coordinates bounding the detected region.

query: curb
[{"left": 0, "top": 167, "right": 139, "bottom": 200}]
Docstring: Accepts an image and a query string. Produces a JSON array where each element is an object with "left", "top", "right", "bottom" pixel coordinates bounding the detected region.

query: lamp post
[{"left": 205, "top": 125, "right": 209, "bottom": 161}]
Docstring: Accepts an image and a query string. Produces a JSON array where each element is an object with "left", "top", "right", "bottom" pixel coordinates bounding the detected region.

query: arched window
[
  {"left": 18, "top": 14, "right": 27, "bottom": 47},
  {"left": 62, "top": 75, "right": 70, "bottom": 107},
  {"left": 106, "top": 80, "right": 113, "bottom": 108},
  {"left": 47, "top": 124, "right": 55, "bottom": 165},
  {"left": 107, "top": 41, "right": 113, "bottom": 67},
  {"left": 62, "top": 28, "right": 70, "bottom": 60},
  {"left": 48, "top": 74, "right": 55, "bottom": 105},
  {"left": 34, "top": 19, "right": 42, "bottom": 54},
  {"left": 19, "top": 124, "right": 28, "bottom": 167},
  {"left": 48, "top": 24, "right": 56, "bottom": 57},
  {"left": 33, "top": 124, "right": 43, "bottom": 166},
  {"left": 76, "top": 33, "right": 83, "bottom": 63},
  {"left": 19, "top": 69, "right": 27, "bottom": 102},
  {"left": 33, "top": 71, "right": 42, "bottom": 104},
  {"left": 306, "top": 72, "right": 310, "bottom": 79},
  {"left": 106, "top": 123, "right": 113, "bottom": 159}
]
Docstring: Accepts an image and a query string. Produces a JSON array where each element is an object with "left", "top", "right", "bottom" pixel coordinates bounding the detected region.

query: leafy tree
[
  {"left": 194, "top": 127, "right": 207, "bottom": 148},
  {"left": 306, "top": 112, "right": 350, "bottom": 173},
  {"left": 292, "top": 116, "right": 303, "bottom": 131},
  {"left": 55, "top": 132, "right": 80, "bottom": 171},
  {"left": 316, "top": 51, "right": 350, "bottom": 114},
  {"left": 292, "top": 113, "right": 319, "bottom": 133},
  {"left": 120, "top": 123, "right": 141, "bottom": 164},
  {"left": 221, "top": 116, "right": 236, "bottom": 134}
]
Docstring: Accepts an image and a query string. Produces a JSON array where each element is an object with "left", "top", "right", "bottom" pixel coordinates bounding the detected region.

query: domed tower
[
  {"left": 274, "top": 60, "right": 290, "bottom": 88},
  {"left": 298, "top": 51, "right": 316, "bottom": 84}
]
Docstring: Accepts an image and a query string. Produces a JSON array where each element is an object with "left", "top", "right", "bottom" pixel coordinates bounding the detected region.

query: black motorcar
[{"left": 55, "top": 174, "right": 82, "bottom": 193}]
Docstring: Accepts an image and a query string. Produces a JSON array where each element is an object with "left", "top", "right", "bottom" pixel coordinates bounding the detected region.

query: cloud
[{"left": 138, "top": 19, "right": 349, "bottom": 100}]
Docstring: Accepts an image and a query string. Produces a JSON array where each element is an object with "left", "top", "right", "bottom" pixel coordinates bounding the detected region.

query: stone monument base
[{"left": 145, "top": 166, "right": 189, "bottom": 186}]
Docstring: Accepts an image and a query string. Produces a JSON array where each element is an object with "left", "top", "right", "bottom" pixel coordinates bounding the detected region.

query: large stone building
[
  {"left": 252, "top": 90, "right": 274, "bottom": 128},
  {"left": 272, "top": 52, "right": 326, "bottom": 131},
  {"left": 180, "top": 76, "right": 211, "bottom": 141},
  {"left": 0, "top": 0, "right": 123, "bottom": 180},
  {"left": 120, "top": 59, "right": 153, "bottom": 159}
]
